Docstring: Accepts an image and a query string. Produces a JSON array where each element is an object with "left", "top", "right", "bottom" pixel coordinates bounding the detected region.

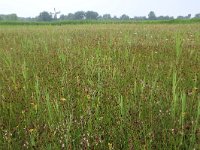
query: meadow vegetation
[
  {"left": 0, "top": 24, "right": 200, "bottom": 149},
  {"left": 0, "top": 18, "right": 200, "bottom": 26}
]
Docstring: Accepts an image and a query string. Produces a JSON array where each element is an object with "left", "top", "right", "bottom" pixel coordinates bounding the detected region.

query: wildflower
[
  {"left": 87, "top": 94, "right": 91, "bottom": 100},
  {"left": 193, "top": 87, "right": 198, "bottom": 92},
  {"left": 60, "top": 98, "right": 66, "bottom": 102},
  {"left": 76, "top": 76, "right": 80, "bottom": 85},
  {"left": 30, "top": 103, "right": 37, "bottom": 111},
  {"left": 108, "top": 143, "right": 113, "bottom": 150},
  {"left": 182, "top": 112, "right": 187, "bottom": 117},
  {"left": 188, "top": 87, "right": 198, "bottom": 96},
  {"left": 29, "top": 128, "right": 34, "bottom": 133},
  {"left": 22, "top": 110, "right": 25, "bottom": 114}
]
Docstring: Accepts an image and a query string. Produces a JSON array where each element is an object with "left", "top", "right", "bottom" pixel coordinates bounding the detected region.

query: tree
[
  {"left": 120, "top": 14, "right": 130, "bottom": 20},
  {"left": 18, "top": 17, "right": 36, "bottom": 21},
  {"left": 194, "top": 13, "right": 200, "bottom": 18},
  {"left": 148, "top": 11, "right": 156, "bottom": 20},
  {"left": 177, "top": 16, "right": 184, "bottom": 19},
  {"left": 6, "top": 14, "right": 18, "bottom": 20},
  {"left": 157, "top": 16, "right": 174, "bottom": 20},
  {"left": 133, "top": 16, "right": 147, "bottom": 21},
  {"left": 177, "top": 14, "right": 191, "bottom": 19},
  {"left": 187, "top": 14, "right": 191, "bottom": 19},
  {"left": 97, "top": 15, "right": 103, "bottom": 20},
  {"left": 38, "top": 11, "right": 52, "bottom": 21},
  {"left": 85, "top": 11, "right": 99, "bottom": 20},
  {"left": 73, "top": 11, "right": 85, "bottom": 20},
  {"left": 102, "top": 14, "right": 111, "bottom": 20},
  {"left": 67, "top": 13, "right": 75, "bottom": 20},
  {"left": 60, "top": 14, "right": 66, "bottom": 20},
  {"left": 0, "top": 14, "right": 18, "bottom": 21},
  {"left": 113, "top": 16, "right": 118, "bottom": 20}
]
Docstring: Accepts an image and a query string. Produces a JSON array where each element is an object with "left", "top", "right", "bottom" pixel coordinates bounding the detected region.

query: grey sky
[{"left": 0, "top": 0, "right": 199, "bottom": 18}]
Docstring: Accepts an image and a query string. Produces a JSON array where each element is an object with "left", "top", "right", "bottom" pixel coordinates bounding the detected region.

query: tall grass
[
  {"left": 0, "top": 18, "right": 200, "bottom": 26},
  {"left": 0, "top": 24, "right": 200, "bottom": 149}
]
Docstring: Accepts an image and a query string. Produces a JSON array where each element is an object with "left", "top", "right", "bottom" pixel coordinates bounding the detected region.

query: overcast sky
[{"left": 0, "top": 0, "right": 199, "bottom": 18}]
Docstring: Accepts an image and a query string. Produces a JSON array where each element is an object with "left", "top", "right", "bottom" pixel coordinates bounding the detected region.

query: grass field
[
  {"left": 0, "top": 18, "right": 200, "bottom": 26},
  {"left": 0, "top": 24, "right": 200, "bottom": 149}
]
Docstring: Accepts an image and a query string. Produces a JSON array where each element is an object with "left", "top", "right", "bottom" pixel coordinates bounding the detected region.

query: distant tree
[
  {"left": 157, "top": 16, "right": 174, "bottom": 20},
  {"left": 18, "top": 17, "right": 36, "bottom": 21},
  {"left": 0, "top": 16, "right": 3, "bottom": 20},
  {"left": 157, "top": 16, "right": 165, "bottom": 20},
  {"left": 60, "top": 14, "right": 66, "bottom": 20},
  {"left": 148, "top": 11, "right": 156, "bottom": 20},
  {"left": 60, "top": 14, "right": 65, "bottom": 20},
  {"left": 194, "top": 13, "right": 200, "bottom": 18},
  {"left": 5, "top": 14, "right": 18, "bottom": 20},
  {"left": 177, "top": 16, "right": 184, "bottom": 19},
  {"left": 133, "top": 16, "right": 147, "bottom": 21},
  {"left": 112, "top": 16, "right": 118, "bottom": 20},
  {"left": 177, "top": 14, "right": 191, "bottom": 19},
  {"left": 73, "top": 11, "right": 85, "bottom": 20},
  {"left": 85, "top": 11, "right": 99, "bottom": 20},
  {"left": 120, "top": 14, "right": 130, "bottom": 20},
  {"left": 187, "top": 14, "right": 191, "bottom": 19},
  {"left": 102, "top": 14, "right": 111, "bottom": 20},
  {"left": 38, "top": 11, "right": 52, "bottom": 21},
  {"left": 97, "top": 15, "right": 103, "bottom": 20},
  {"left": 67, "top": 13, "right": 75, "bottom": 20}
]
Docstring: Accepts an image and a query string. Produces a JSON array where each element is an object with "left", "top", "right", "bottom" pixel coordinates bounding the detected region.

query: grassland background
[
  {"left": 0, "top": 24, "right": 200, "bottom": 149},
  {"left": 0, "top": 18, "right": 200, "bottom": 26}
]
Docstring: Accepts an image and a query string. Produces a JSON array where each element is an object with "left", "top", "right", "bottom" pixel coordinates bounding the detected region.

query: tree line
[{"left": 1, "top": 11, "right": 200, "bottom": 21}]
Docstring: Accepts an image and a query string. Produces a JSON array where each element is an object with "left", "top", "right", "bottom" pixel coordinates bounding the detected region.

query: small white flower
[{"left": 62, "top": 143, "right": 65, "bottom": 148}]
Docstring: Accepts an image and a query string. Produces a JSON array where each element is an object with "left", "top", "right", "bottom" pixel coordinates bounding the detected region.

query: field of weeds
[{"left": 0, "top": 24, "right": 200, "bottom": 149}]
